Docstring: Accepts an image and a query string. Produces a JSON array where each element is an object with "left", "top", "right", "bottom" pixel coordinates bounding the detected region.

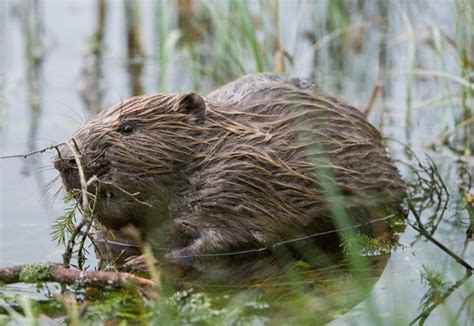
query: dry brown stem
[
  {"left": 364, "top": 81, "right": 383, "bottom": 117},
  {"left": 0, "top": 143, "right": 66, "bottom": 160}
]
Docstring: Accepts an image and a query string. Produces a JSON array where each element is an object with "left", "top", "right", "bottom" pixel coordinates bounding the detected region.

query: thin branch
[
  {"left": 66, "top": 141, "right": 91, "bottom": 215},
  {"left": 0, "top": 143, "right": 66, "bottom": 160},
  {"left": 77, "top": 219, "right": 93, "bottom": 270},
  {"left": 407, "top": 201, "right": 473, "bottom": 272},
  {"left": 364, "top": 81, "right": 383, "bottom": 117},
  {"left": 428, "top": 116, "right": 474, "bottom": 149},
  {"left": 63, "top": 218, "right": 88, "bottom": 269},
  {"left": 410, "top": 271, "right": 472, "bottom": 325}
]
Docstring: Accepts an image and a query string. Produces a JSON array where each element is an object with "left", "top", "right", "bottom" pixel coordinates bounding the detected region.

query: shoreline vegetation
[{"left": 1, "top": 0, "right": 472, "bottom": 324}]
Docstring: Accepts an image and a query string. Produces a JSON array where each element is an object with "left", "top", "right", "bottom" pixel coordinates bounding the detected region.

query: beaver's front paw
[{"left": 123, "top": 254, "right": 158, "bottom": 273}]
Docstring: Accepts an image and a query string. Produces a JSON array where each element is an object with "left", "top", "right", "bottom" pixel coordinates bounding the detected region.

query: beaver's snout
[
  {"left": 53, "top": 157, "right": 77, "bottom": 172},
  {"left": 53, "top": 144, "right": 77, "bottom": 172},
  {"left": 54, "top": 149, "right": 81, "bottom": 193},
  {"left": 54, "top": 144, "right": 90, "bottom": 191},
  {"left": 53, "top": 144, "right": 80, "bottom": 192},
  {"left": 54, "top": 142, "right": 111, "bottom": 180}
]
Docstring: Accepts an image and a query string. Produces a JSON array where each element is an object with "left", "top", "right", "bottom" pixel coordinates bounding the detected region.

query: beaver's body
[{"left": 55, "top": 73, "right": 404, "bottom": 258}]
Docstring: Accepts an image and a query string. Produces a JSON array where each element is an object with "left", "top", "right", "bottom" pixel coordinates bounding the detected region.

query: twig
[
  {"left": 428, "top": 117, "right": 474, "bottom": 149},
  {"left": 63, "top": 141, "right": 98, "bottom": 269},
  {"left": 63, "top": 218, "right": 88, "bottom": 269},
  {"left": 407, "top": 201, "right": 473, "bottom": 272},
  {"left": 0, "top": 143, "right": 66, "bottom": 160},
  {"left": 364, "top": 81, "right": 383, "bottom": 117},
  {"left": 66, "top": 141, "right": 92, "bottom": 219},
  {"left": 77, "top": 219, "right": 93, "bottom": 270},
  {"left": 410, "top": 271, "right": 472, "bottom": 325}
]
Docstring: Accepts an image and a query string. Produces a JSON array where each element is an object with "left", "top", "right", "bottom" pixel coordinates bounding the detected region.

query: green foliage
[
  {"left": 77, "top": 290, "right": 149, "bottom": 324},
  {"left": 19, "top": 264, "right": 50, "bottom": 284},
  {"left": 419, "top": 266, "right": 450, "bottom": 309},
  {"left": 53, "top": 288, "right": 265, "bottom": 325},
  {"left": 168, "top": 0, "right": 279, "bottom": 90},
  {"left": 154, "top": 290, "right": 228, "bottom": 324},
  {"left": 234, "top": 1, "right": 263, "bottom": 73},
  {"left": 341, "top": 233, "right": 402, "bottom": 256},
  {"left": 1, "top": 288, "right": 268, "bottom": 325},
  {"left": 50, "top": 191, "right": 79, "bottom": 245},
  {"left": 387, "top": 213, "right": 408, "bottom": 234},
  {"left": 154, "top": 0, "right": 181, "bottom": 92}
]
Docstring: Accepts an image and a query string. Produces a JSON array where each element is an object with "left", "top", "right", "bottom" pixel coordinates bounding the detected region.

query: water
[{"left": 1, "top": 0, "right": 473, "bottom": 324}]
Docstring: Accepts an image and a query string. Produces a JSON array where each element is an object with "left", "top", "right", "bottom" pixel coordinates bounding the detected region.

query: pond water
[{"left": 0, "top": 0, "right": 473, "bottom": 324}]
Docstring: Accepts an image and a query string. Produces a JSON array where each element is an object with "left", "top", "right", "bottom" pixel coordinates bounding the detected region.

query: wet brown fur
[{"left": 55, "top": 73, "right": 405, "bottom": 257}]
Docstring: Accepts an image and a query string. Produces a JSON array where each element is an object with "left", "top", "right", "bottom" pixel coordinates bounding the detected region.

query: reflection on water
[
  {"left": 19, "top": 0, "right": 50, "bottom": 205},
  {"left": 163, "top": 253, "right": 390, "bottom": 324},
  {"left": 124, "top": 0, "right": 144, "bottom": 95},
  {"left": 0, "top": 0, "right": 473, "bottom": 325},
  {"left": 94, "top": 226, "right": 392, "bottom": 323},
  {"left": 80, "top": 0, "right": 106, "bottom": 115}
]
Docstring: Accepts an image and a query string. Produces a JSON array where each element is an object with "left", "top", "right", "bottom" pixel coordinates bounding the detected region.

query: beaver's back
[
  {"left": 166, "top": 73, "right": 405, "bottom": 255},
  {"left": 206, "top": 73, "right": 403, "bottom": 203}
]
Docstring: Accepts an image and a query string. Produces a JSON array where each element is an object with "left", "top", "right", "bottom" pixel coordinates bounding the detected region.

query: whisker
[
  {"left": 36, "top": 176, "right": 60, "bottom": 201},
  {"left": 46, "top": 100, "right": 86, "bottom": 123},
  {"left": 52, "top": 185, "right": 65, "bottom": 205},
  {"left": 29, "top": 165, "right": 56, "bottom": 174}
]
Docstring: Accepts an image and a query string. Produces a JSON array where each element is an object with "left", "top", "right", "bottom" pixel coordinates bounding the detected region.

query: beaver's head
[{"left": 54, "top": 93, "right": 207, "bottom": 230}]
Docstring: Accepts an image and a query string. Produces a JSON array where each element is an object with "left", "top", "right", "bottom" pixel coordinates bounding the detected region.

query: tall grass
[
  {"left": 80, "top": 0, "right": 106, "bottom": 114},
  {"left": 125, "top": 0, "right": 144, "bottom": 95},
  {"left": 154, "top": 0, "right": 180, "bottom": 92},
  {"left": 453, "top": 0, "right": 473, "bottom": 150}
]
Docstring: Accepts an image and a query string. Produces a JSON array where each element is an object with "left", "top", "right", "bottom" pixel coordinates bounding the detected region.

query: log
[{"left": 0, "top": 263, "right": 156, "bottom": 291}]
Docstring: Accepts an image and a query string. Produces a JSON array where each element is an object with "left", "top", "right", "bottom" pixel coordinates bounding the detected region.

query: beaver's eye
[{"left": 120, "top": 122, "right": 136, "bottom": 135}]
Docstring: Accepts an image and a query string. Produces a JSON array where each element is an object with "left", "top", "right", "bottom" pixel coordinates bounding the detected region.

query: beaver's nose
[
  {"left": 53, "top": 143, "right": 80, "bottom": 172},
  {"left": 54, "top": 157, "right": 77, "bottom": 171}
]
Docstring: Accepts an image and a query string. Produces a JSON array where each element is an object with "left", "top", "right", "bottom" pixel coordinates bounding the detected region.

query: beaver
[{"left": 54, "top": 73, "right": 405, "bottom": 259}]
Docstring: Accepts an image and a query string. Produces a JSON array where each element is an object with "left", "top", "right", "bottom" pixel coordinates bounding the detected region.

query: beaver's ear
[{"left": 176, "top": 93, "right": 206, "bottom": 121}]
